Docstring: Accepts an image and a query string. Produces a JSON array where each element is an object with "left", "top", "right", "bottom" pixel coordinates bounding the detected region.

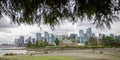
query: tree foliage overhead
[{"left": 0, "top": 0, "right": 120, "bottom": 28}]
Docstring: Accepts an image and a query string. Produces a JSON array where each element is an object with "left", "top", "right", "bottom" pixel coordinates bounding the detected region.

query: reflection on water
[{"left": 0, "top": 49, "right": 28, "bottom": 56}]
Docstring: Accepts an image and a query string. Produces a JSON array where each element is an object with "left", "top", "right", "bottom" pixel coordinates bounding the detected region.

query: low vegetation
[
  {"left": 0, "top": 56, "right": 77, "bottom": 60},
  {"left": 4, "top": 53, "right": 17, "bottom": 56}
]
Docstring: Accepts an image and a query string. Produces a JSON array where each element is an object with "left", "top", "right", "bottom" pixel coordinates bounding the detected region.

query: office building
[
  {"left": 70, "top": 33, "right": 77, "bottom": 39},
  {"left": 79, "top": 30, "right": 84, "bottom": 37},
  {"left": 50, "top": 34, "right": 55, "bottom": 44},
  {"left": 36, "top": 33, "right": 42, "bottom": 40},
  {"left": 14, "top": 36, "right": 24, "bottom": 47},
  {"left": 86, "top": 28, "right": 92, "bottom": 37},
  {"left": 83, "top": 33, "right": 89, "bottom": 43},
  {"left": 79, "top": 30, "right": 84, "bottom": 43},
  {"left": 45, "top": 31, "right": 49, "bottom": 42}
]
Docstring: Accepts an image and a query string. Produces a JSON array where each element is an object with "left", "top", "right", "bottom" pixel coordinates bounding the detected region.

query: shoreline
[
  {"left": 0, "top": 47, "right": 25, "bottom": 50},
  {"left": 1, "top": 48, "right": 120, "bottom": 60}
]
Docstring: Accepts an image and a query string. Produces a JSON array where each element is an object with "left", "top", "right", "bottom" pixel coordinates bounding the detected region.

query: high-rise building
[
  {"left": 79, "top": 36, "right": 84, "bottom": 43},
  {"left": 48, "top": 34, "right": 55, "bottom": 44},
  {"left": 36, "top": 33, "right": 42, "bottom": 40},
  {"left": 70, "top": 33, "right": 77, "bottom": 39},
  {"left": 15, "top": 36, "right": 24, "bottom": 47},
  {"left": 79, "top": 30, "right": 84, "bottom": 43},
  {"left": 76, "top": 37, "right": 80, "bottom": 43},
  {"left": 50, "top": 34, "right": 55, "bottom": 44},
  {"left": 25, "top": 38, "right": 30, "bottom": 44},
  {"left": 79, "top": 30, "right": 84, "bottom": 37},
  {"left": 19, "top": 36, "right": 24, "bottom": 47},
  {"left": 83, "top": 33, "right": 89, "bottom": 43},
  {"left": 25, "top": 37, "right": 34, "bottom": 44},
  {"left": 86, "top": 28, "right": 92, "bottom": 37},
  {"left": 14, "top": 39, "right": 18, "bottom": 44},
  {"left": 45, "top": 31, "right": 49, "bottom": 42},
  {"left": 31, "top": 38, "right": 35, "bottom": 43}
]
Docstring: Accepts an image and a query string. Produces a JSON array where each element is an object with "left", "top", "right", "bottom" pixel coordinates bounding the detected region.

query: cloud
[{"left": 0, "top": 16, "right": 18, "bottom": 33}]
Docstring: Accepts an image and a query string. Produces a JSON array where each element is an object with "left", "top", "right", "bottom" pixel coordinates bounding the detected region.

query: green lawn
[{"left": 1, "top": 56, "right": 77, "bottom": 60}]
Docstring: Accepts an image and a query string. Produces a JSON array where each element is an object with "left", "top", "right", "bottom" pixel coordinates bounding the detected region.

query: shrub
[{"left": 4, "top": 53, "right": 17, "bottom": 56}]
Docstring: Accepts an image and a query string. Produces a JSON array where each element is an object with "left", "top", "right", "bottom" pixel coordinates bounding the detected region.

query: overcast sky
[{"left": 0, "top": 16, "right": 120, "bottom": 44}]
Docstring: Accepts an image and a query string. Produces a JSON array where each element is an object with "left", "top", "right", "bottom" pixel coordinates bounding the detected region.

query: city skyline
[
  {"left": 13, "top": 27, "right": 120, "bottom": 47},
  {"left": 0, "top": 16, "right": 120, "bottom": 44}
]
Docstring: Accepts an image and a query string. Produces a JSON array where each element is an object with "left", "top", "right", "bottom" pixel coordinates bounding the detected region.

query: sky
[{"left": 0, "top": 16, "right": 120, "bottom": 44}]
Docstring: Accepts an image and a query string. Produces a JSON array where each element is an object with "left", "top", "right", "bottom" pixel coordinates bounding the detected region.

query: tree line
[
  {"left": 85, "top": 36, "right": 120, "bottom": 47},
  {"left": 26, "top": 38, "right": 60, "bottom": 48}
]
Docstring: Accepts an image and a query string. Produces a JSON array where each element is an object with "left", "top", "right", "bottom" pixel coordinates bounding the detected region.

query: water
[{"left": 0, "top": 49, "right": 28, "bottom": 56}]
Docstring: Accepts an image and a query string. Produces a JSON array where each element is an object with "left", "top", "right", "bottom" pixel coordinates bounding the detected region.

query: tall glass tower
[
  {"left": 45, "top": 31, "right": 49, "bottom": 42},
  {"left": 36, "top": 33, "right": 41, "bottom": 40},
  {"left": 86, "top": 28, "right": 92, "bottom": 37},
  {"left": 79, "top": 30, "right": 84, "bottom": 43}
]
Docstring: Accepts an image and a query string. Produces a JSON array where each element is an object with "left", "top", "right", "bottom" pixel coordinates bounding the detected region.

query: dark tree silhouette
[
  {"left": 55, "top": 38, "right": 60, "bottom": 46},
  {"left": 0, "top": 0, "right": 120, "bottom": 28}
]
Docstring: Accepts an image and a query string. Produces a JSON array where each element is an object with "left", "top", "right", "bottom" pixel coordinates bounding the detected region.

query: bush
[
  {"left": 44, "top": 51, "right": 48, "bottom": 54},
  {"left": 4, "top": 53, "right": 17, "bottom": 56}
]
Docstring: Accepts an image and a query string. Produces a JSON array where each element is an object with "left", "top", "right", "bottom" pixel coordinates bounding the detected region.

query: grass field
[
  {"left": 1, "top": 48, "right": 120, "bottom": 60},
  {"left": 0, "top": 56, "right": 77, "bottom": 60}
]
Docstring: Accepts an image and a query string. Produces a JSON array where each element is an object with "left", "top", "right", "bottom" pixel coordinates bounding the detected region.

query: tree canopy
[{"left": 0, "top": 0, "right": 120, "bottom": 28}]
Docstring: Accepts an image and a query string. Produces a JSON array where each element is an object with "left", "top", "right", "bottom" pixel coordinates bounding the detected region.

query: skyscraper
[
  {"left": 79, "top": 30, "right": 84, "bottom": 37},
  {"left": 31, "top": 38, "right": 35, "bottom": 43},
  {"left": 50, "top": 34, "right": 55, "bottom": 44},
  {"left": 15, "top": 36, "right": 24, "bottom": 47},
  {"left": 45, "top": 31, "right": 49, "bottom": 42},
  {"left": 86, "top": 28, "right": 92, "bottom": 37},
  {"left": 25, "top": 37, "right": 31, "bottom": 44},
  {"left": 70, "top": 33, "right": 77, "bottom": 39},
  {"left": 79, "top": 30, "right": 84, "bottom": 43},
  {"left": 36, "top": 33, "right": 42, "bottom": 40},
  {"left": 79, "top": 36, "right": 84, "bottom": 43},
  {"left": 76, "top": 37, "right": 80, "bottom": 43},
  {"left": 26, "top": 37, "right": 36, "bottom": 43},
  {"left": 83, "top": 33, "right": 89, "bottom": 43}
]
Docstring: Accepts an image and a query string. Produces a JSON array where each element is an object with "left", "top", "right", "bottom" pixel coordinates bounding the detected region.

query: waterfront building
[
  {"left": 79, "top": 30, "right": 84, "bottom": 36},
  {"left": 15, "top": 36, "right": 24, "bottom": 47},
  {"left": 86, "top": 28, "right": 92, "bottom": 37},
  {"left": 45, "top": 31, "right": 49, "bottom": 42},
  {"left": 25, "top": 38, "right": 30, "bottom": 44},
  {"left": 76, "top": 37, "right": 80, "bottom": 43},
  {"left": 19, "top": 36, "right": 24, "bottom": 47},
  {"left": 70, "top": 33, "right": 77, "bottom": 39},
  {"left": 31, "top": 38, "right": 35, "bottom": 43},
  {"left": 36, "top": 33, "right": 42, "bottom": 40},
  {"left": 50, "top": 34, "right": 55, "bottom": 44},
  {"left": 83, "top": 33, "right": 89, "bottom": 43},
  {"left": 79, "top": 30, "right": 84, "bottom": 43}
]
